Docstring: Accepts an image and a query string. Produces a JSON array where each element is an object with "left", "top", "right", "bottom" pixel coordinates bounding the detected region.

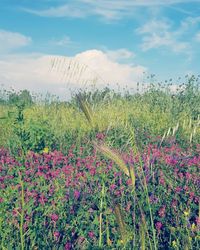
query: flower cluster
[{"left": 0, "top": 141, "right": 199, "bottom": 249}]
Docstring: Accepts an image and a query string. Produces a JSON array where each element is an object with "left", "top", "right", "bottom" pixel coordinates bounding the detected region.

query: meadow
[{"left": 0, "top": 75, "right": 200, "bottom": 249}]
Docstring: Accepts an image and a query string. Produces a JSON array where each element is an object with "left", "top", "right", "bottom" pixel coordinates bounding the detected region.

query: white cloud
[
  {"left": 22, "top": 0, "right": 200, "bottom": 20},
  {"left": 50, "top": 36, "right": 73, "bottom": 46},
  {"left": 82, "top": 0, "right": 200, "bottom": 8},
  {"left": 106, "top": 48, "right": 135, "bottom": 61},
  {"left": 0, "top": 29, "right": 31, "bottom": 53},
  {"left": 136, "top": 19, "right": 189, "bottom": 53},
  {"left": 0, "top": 50, "right": 147, "bottom": 100},
  {"left": 74, "top": 50, "right": 146, "bottom": 88},
  {"left": 22, "top": 3, "right": 87, "bottom": 18},
  {"left": 178, "top": 16, "right": 200, "bottom": 36},
  {"left": 195, "top": 32, "right": 200, "bottom": 41}
]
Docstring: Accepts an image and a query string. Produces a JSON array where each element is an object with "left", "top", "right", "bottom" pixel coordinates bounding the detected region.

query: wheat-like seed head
[
  {"left": 93, "top": 142, "right": 130, "bottom": 177},
  {"left": 76, "top": 93, "right": 94, "bottom": 127}
]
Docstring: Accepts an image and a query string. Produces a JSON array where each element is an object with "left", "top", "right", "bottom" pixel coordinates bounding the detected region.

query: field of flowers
[
  {"left": 0, "top": 78, "right": 200, "bottom": 249},
  {"left": 0, "top": 140, "right": 199, "bottom": 249}
]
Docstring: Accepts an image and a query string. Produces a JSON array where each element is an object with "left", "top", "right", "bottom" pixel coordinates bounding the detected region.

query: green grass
[
  {"left": 0, "top": 77, "right": 200, "bottom": 153},
  {"left": 0, "top": 76, "right": 200, "bottom": 249}
]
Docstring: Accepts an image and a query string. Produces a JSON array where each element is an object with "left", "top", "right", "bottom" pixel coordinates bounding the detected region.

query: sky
[{"left": 0, "top": 0, "right": 200, "bottom": 99}]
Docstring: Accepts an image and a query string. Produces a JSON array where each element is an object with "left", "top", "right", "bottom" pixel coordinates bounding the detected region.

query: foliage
[
  {"left": 0, "top": 76, "right": 200, "bottom": 249},
  {"left": 8, "top": 89, "right": 33, "bottom": 107},
  {"left": 1, "top": 77, "right": 200, "bottom": 152}
]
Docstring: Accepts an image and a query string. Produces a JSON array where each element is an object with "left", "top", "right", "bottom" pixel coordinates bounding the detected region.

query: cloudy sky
[{"left": 0, "top": 0, "right": 200, "bottom": 99}]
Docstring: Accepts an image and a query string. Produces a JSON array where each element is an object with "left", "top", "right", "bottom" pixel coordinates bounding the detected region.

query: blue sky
[{"left": 1, "top": 0, "right": 200, "bottom": 98}]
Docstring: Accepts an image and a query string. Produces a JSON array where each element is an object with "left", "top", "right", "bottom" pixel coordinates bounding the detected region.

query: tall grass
[
  {"left": 0, "top": 76, "right": 200, "bottom": 153},
  {"left": 0, "top": 76, "right": 199, "bottom": 249},
  {"left": 77, "top": 94, "right": 159, "bottom": 249}
]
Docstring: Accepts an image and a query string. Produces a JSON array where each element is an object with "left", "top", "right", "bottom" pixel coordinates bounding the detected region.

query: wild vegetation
[{"left": 0, "top": 75, "right": 199, "bottom": 249}]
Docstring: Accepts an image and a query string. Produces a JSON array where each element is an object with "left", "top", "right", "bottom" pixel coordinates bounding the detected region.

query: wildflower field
[{"left": 0, "top": 77, "right": 200, "bottom": 249}]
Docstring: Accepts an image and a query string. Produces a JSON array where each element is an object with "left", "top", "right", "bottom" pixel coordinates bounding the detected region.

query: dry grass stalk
[
  {"left": 76, "top": 94, "right": 94, "bottom": 126},
  {"left": 114, "top": 204, "right": 131, "bottom": 244},
  {"left": 93, "top": 142, "right": 130, "bottom": 177}
]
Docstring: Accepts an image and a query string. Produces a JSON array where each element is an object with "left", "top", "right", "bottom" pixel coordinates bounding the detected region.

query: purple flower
[
  {"left": 158, "top": 206, "right": 166, "bottom": 218},
  {"left": 175, "top": 187, "right": 182, "bottom": 193},
  {"left": 189, "top": 192, "right": 195, "bottom": 200},
  {"left": 51, "top": 213, "right": 59, "bottom": 222},
  {"left": 65, "top": 242, "right": 72, "bottom": 250},
  {"left": 125, "top": 202, "right": 131, "bottom": 212},
  {"left": 109, "top": 184, "right": 117, "bottom": 191},
  {"left": 88, "top": 231, "right": 95, "bottom": 239},
  {"left": 96, "top": 132, "right": 105, "bottom": 141},
  {"left": 159, "top": 178, "right": 165, "bottom": 185},
  {"left": 149, "top": 194, "right": 159, "bottom": 204},
  {"left": 74, "top": 190, "right": 80, "bottom": 199},
  {"left": 155, "top": 222, "right": 163, "bottom": 232},
  {"left": 53, "top": 231, "right": 60, "bottom": 240},
  {"left": 77, "top": 236, "right": 85, "bottom": 245},
  {"left": 38, "top": 195, "right": 47, "bottom": 205},
  {"left": 185, "top": 172, "right": 192, "bottom": 180},
  {"left": 171, "top": 199, "right": 178, "bottom": 209},
  {"left": 195, "top": 217, "right": 200, "bottom": 226}
]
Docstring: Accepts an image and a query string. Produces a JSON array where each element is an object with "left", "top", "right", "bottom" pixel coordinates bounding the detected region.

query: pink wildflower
[
  {"left": 158, "top": 206, "right": 166, "bottom": 218},
  {"left": 53, "top": 231, "right": 60, "bottom": 240},
  {"left": 88, "top": 231, "right": 95, "bottom": 239},
  {"left": 155, "top": 222, "right": 163, "bottom": 232},
  {"left": 74, "top": 190, "right": 80, "bottom": 199},
  {"left": 51, "top": 213, "right": 59, "bottom": 222},
  {"left": 65, "top": 242, "right": 72, "bottom": 250}
]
